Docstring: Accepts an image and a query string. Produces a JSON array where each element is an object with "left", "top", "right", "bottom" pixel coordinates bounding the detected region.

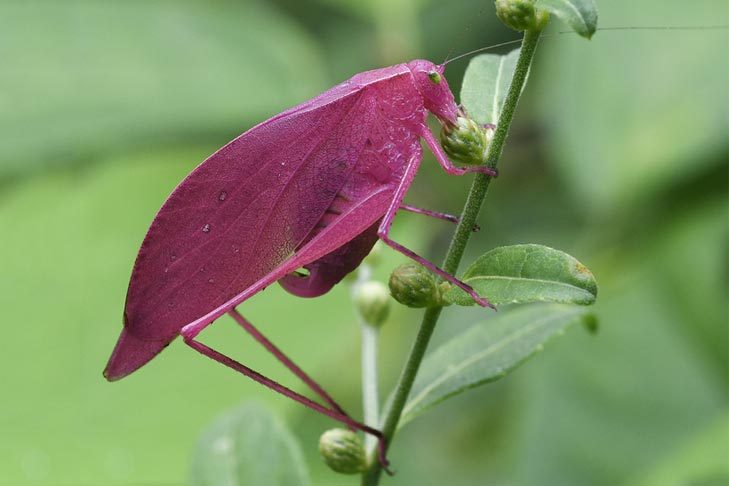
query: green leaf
[
  {"left": 0, "top": 1, "right": 326, "bottom": 177},
  {"left": 443, "top": 244, "right": 597, "bottom": 306},
  {"left": 460, "top": 49, "right": 521, "bottom": 126},
  {"left": 537, "top": 0, "right": 726, "bottom": 215},
  {"left": 189, "top": 402, "right": 310, "bottom": 486},
  {"left": 397, "top": 304, "right": 594, "bottom": 426},
  {"left": 536, "top": 0, "right": 598, "bottom": 38}
]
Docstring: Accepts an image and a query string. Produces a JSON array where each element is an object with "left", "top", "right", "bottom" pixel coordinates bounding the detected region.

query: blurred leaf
[
  {"left": 537, "top": 0, "right": 728, "bottom": 214},
  {"left": 648, "top": 198, "right": 728, "bottom": 376},
  {"left": 396, "top": 304, "right": 593, "bottom": 427},
  {"left": 460, "top": 49, "right": 521, "bottom": 125},
  {"left": 536, "top": 0, "right": 598, "bottom": 38},
  {"left": 0, "top": 1, "right": 326, "bottom": 177},
  {"left": 313, "top": 0, "right": 431, "bottom": 19},
  {"left": 189, "top": 402, "right": 310, "bottom": 486},
  {"left": 627, "top": 411, "right": 729, "bottom": 486},
  {"left": 515, "top": 277, "right": 727, "bottom": 486},
  {"left": 443, "top": 244, "right": 597, "bottom": 306},
  {"left": 312, "top": 0, "right": 429, "bottom": 63}
]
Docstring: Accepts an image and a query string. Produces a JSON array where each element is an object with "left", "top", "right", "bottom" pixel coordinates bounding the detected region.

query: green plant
[
  {"left": 2, "top": 0, "right": 726, "bottom": 485},
  {"left": 191, "top": 2, "right": 603, "bottom": 485}
]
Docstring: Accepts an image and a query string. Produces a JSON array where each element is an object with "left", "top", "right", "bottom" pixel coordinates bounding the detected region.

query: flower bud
[
  {"left": 353, "top": 281, "right": 391, "bottom": 327},
  {"left": 388, "top": 263, "right": 443, "bottom": 308},
  {"left": 319, "top": 428, "right": 367, "bottom": 474},
  {"left": 494, "top": 0, "right": 549, "bottom": 32},
  {"left": 440, "top": 115, "right": 492, "bottom": 166}
]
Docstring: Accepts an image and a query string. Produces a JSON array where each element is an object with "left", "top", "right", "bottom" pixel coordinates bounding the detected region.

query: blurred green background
[{"left": 1, "top": 0, "right": 727, "bottom": 485}]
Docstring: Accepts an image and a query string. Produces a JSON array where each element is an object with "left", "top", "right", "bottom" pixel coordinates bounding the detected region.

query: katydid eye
[{"left": 427, "top": 71, "right": 442, "bottom": 84}]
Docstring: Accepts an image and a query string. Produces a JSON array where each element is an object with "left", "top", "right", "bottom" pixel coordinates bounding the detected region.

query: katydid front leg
[
  {"left": 377, "top": 156, "right": 495, "bottom": 309},
  {"left": 421, "top": 126, "right": 499, "bottom": 178}
]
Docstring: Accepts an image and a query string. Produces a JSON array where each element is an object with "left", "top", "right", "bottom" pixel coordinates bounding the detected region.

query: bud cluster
[
  {"left": 319, "top": 428, "right": 367, "bottom": 474},
  {"left": 388, "top": 263, "right": 447, "bottom": 308},
  {"left": 350, "top": 242, "right": 391, "bottom": 328},
  {"left": 353, "top": 281, "right": 390, "bottom": 327},
  {"left": 440, "top": 114, "right": 494, "bottom": 167},
  {"left": 494, "top": 0, "right": 549, "bottom": 32}
]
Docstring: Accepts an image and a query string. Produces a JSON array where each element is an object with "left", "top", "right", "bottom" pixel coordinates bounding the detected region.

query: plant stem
[
  {"left": 361, "top": 27, "right": 542, "bottom": 485},
  {"left": 361, "top": 322, "right": 380, "bottom": 454},
  {"left": 352, "top": 263, "right": 381, "bottom": 455}
]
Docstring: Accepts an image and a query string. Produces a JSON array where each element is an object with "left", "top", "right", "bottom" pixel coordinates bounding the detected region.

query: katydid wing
[{"left": 104, "top": 60, "right": 495, "bottom": 467}]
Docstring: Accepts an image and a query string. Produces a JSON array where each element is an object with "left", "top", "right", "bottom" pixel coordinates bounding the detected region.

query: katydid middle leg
[{"left": 399, "top": 204, "right": 480, "bottom": 232}]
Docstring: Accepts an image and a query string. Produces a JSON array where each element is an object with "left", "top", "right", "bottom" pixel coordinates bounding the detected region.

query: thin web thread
[
  {"left": 442, "top": 6, "right": 488, "bottom": 65},
  {"left": 444, "top": 25, "right": 729, "bottom": 66}
]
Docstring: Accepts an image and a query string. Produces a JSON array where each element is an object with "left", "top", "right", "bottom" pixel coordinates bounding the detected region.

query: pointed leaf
[
  {"left": 537, "top": 0, "right": 598, "bottom": 38},
  {"left": 460, "top": 49, "right": 521, "bottom": 126},
  {"left": 398, "top": 304, "right": 594, "bottom": 427},
  {"left": 189, "top": 402, "right": 310, "bottom": 486},
  {"left": 443, "top": 244, "right": 597, "bottom": 306}
]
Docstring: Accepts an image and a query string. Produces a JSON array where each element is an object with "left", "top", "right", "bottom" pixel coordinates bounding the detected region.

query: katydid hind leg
[
  {"left": 183, "top": 336, "right": 393, "bottom": 473},
  {"left": 379, "top": 156, "right": 494, "bottom": 309},
  {"left": 227, "top": 308, "right": 349, "bottom": 418}
]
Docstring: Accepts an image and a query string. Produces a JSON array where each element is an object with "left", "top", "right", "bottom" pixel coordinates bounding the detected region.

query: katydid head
[{"left": 407, "top": 60, "right": 458, "bottom": 126}]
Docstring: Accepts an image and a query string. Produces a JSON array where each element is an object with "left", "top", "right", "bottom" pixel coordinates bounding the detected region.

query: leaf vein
[
  {"left": 465, "top": 274, "right": 588, "bottom": 292},
  {"left": 554, "top": 0, "right": 588, "bottom": 30}
]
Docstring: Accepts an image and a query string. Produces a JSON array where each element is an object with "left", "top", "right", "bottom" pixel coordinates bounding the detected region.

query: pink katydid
[{"left": 104, "top": 59, "right": 497, "bottom": 471}]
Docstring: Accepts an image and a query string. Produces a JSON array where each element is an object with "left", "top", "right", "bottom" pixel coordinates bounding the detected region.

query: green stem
[
  {"left": 361, "top": 322, "right": 380, "bottom": 455},
  {"left": 351, "top": 264, "right": 381, "bottom": 455},
  {"left": 361, "top": 28, "right": 542, "bottom": 485}
]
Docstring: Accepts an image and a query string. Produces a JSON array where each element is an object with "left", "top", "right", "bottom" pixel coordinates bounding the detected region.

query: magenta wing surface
[{"left": 104, "top": 63, "right": 440, "bottom": 381}]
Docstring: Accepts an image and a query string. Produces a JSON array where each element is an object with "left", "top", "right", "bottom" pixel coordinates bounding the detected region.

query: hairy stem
[{"left": 361, "top": 28, "right": 542, "bottom": 485}]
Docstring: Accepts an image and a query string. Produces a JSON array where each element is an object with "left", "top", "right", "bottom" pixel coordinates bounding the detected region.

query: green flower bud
[
  {"left": 534, "top": 8, "right": 550, "bottom": 29},
  {"left": 388, "top": 263, "right": 443, "bottom": 308},
  {"left": 353, "top": 281, "right": 391, "bottom": 327},
  {"left": 494, "top": 0, "right": 549, "bottom": 32},
  {"left": 440, "top": 115, "right": 493, "bottom": 166},
  {"left": 319, "top": 428, "right": 367, "bottom": 474}
]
